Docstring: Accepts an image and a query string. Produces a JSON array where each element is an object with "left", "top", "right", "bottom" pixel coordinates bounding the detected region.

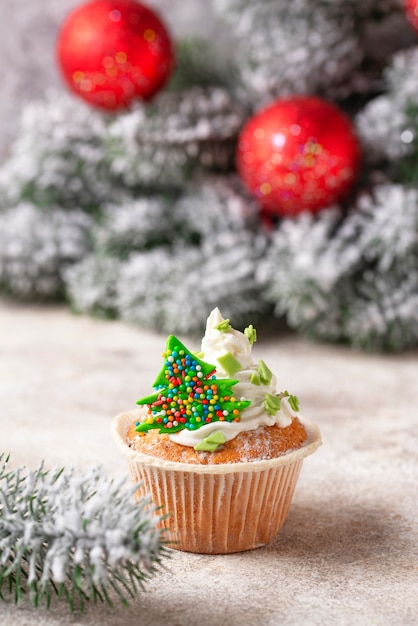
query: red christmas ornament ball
[
  {"left": 236, "top": 96, "right": 360, "bottom": 216},
  {"left": 56, "top": 0, "right": 174, "bottom": 111},
  {"left": 405, "top": 0, "right": 418, "bottom": 31}
]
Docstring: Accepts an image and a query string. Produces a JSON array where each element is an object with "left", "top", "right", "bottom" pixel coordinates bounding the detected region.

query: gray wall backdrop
[{"left": 0, "top": 0, "right": 217, "bottom": 162}]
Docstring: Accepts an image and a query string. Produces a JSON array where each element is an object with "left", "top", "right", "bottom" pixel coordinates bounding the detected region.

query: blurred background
[
  {"left": 1, "top": 0, "right": 418, "bottom": 353},
  {"left": 0, "top": 0, "right": 217, "bottom": 160}
]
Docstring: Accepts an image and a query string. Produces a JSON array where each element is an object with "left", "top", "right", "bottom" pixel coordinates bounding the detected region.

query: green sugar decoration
[
  {"left": 214, "top": 319, "right": 232, "bottom": 332},
  {"left": 135, "top": 336, "right": 251, "bottom": 436},
  {"left": 244, "top": 324, "right": 257, "bottom": 345},
  {"left": 288, "top": 394, "right": 300, "bottom": 412},
  {"left": 216, "top": 351, "right": 242, "bottom": 376},
  {"left": 250, "top": 371, "right": 261, "bottom": 385},
  {"left": 264, "top": 393, "right": 281, "bottom": 416},
  {"left": 257, "top": 360, "right": 273, "bottom": 385},
  {"left": 194, "top": 431, "right": 226, "bottom": 452}
]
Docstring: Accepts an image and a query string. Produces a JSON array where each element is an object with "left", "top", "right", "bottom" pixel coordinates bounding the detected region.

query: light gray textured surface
[
  {"left": 1, "top": 0, "right": 217, "bottom": 161},
  {"left": 0, "top": 300, "right": 417, "bottom": 625}
]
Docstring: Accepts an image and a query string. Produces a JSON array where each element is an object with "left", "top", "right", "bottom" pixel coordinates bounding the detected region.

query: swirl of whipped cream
[
  {"left": 201, "top": 308, "right": 254, "bottom": 373},
  {"left": 170, "top": 308, "right": 297, "bottom": 448}
]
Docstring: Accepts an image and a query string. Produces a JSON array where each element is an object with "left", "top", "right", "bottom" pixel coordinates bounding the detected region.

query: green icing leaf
[
  {"left": 217, "top": 351, "right": 242, "bottom": 375},
  {"left": 264, "top": 393, "right": 281, "bottom": 416},
  {"left": 250, "top": 372, "right": 261, "bottom": 385},
  {"left": 207, "top": 431, "right": 226, "bottom": 444},
  {"left": 288, "top": 394, "right": 300, "bottom": 412},
  {"left": 244, "top": 324, "right": 257, "bottom": 345},
  {"left": 257, "top": 360, "right": 273, "bottom": 385},
  {"left": 214, "top": 319, "right": 231, "bottom": 332},
  {"left": 194, "top": 431, "right": 226, "bottom": 451},
  {"left": 278, "top": 391, "right": 300, "bottom": 412}
]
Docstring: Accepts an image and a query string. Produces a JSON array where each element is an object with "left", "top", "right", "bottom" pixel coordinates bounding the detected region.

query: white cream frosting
[{"left": 170, "top": 308, "right": 297, "bottom": 448}]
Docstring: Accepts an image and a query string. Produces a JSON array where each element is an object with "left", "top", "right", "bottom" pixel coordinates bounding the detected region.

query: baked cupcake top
[{"left": 134, "top": 308, "right": 302, "bottom": 452}]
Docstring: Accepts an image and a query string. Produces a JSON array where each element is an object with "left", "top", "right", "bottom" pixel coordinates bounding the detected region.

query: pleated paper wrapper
[{"left": 112, "top": 410, "right": 321, "bottom": 554}]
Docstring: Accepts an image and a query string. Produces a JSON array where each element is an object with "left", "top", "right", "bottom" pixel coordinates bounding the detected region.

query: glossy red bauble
[
  {"left": 236, "top": 96, "right": 360, "bottom": 216},
  {"left": 405, "top": 0, "right": 418, "bottom": 31},
  {"left": 56, "top": 0, "right": 174, "bottom": 111}
]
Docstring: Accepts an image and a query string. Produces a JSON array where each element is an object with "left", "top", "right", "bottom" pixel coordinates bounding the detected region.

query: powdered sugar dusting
[{"left": 127, "top": 419, "right": 308, "bottom": 465}]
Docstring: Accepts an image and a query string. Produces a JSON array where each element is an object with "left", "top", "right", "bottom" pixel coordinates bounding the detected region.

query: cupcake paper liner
[{"left": 112, "top": 409, "right": 321, "bottom": 554}]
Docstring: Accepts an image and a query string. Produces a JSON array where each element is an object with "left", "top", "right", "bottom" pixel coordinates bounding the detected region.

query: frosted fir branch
[
  {"left": 65, "top": 178, "right": 267, "bottom": 332},
  {"left": 64, "top": 195, "right": 178, "bottom": 320},
  {"left": 0, "top": 203, "right": 93, "bottom": 300},
  {"left": 352, "top": 185, "right": 418, "bottom": 270},
  {"left": 214, "top": 0, "right": 410, "bottom": 107},
  {"left": 116, "top": 231, "right": 269, "bottom": 335},
  {"left": 356, "top": 47, "right": 418, "bottom": 165},
  {"left": 0, "top": 454, "right": 168, "bottom": 611},
  {"left": 65, "top": 255, "right": 122, "bottom": 320},
  {"left": 106, "top": 87, "right": 245, "bottom": 190},
  {"left": 356, "top": 95, "right": 410, "bottom": 162},
  {"left": 257, "top": 207, "right": 350, "bottom": 343},
  {"left": 345, "top": 270, "right": 418, "bottom": 351},
  {"left": 171, "top": 176, "right": 260, "bottom": 241},
  {"left": 94, "top": 197, "right": 177, "bottom": 256},
  {"left": 93, "top": 176, "right": 258, "bottom": 255},
  {"left": 259, "top": 184, "right": 418, "bottom": 351},
  {"left": 166, "top": 37, "right": 238, "bottom": 92},
  {"left": 214, "top": 0, "right": 359, "bottom": 106},
  {"left": 0, "top": 90, "right": 114, "bottom": 210}
]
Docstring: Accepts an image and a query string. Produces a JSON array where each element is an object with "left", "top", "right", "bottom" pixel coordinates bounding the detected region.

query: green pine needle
[{"left": 0, "top": 453, "right": 169, "bottom": 611}]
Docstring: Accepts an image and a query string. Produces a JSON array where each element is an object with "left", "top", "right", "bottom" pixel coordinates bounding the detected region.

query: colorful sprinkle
[{"left": 135, "top": 335, "right": 251, "bottom": 435}]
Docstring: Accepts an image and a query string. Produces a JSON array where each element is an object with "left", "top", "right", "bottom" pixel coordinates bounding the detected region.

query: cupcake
[{"left": 112, "top": 308, "right": 321, "bottom": 554}]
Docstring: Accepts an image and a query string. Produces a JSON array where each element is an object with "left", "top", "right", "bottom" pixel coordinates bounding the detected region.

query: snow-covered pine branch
[
  {"left": 107, "top": 87, "right": 245, "bottom": 190},
  {"left": 213, "top": 0, "right": 409, "bottom": 107},
  {"left": 259, "top": 184, "right": 418, "bottom": 351},
  {"left": 0, "top": 454, "right": 168, "bottom": 611},
  {"left": 0, "top": 203, "right": 92, "bottom": 300},
  {"left": 356, "top": 46, "right": 418, "bottom": 174},
  {"left": 0, "top": 91, "right": 113, "bottom": 211},
  {"left": 66, "top": 178, "right": 268, "bottom": 333}
]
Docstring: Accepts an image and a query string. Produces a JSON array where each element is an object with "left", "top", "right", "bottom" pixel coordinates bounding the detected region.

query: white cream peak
[{"left": 171, "top": 308, "right": 296, "bottom": 448}]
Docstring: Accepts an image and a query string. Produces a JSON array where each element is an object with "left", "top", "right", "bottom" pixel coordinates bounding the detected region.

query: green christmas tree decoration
[{"left": 136, "top": 335, "right": 251, "bottom": 435}]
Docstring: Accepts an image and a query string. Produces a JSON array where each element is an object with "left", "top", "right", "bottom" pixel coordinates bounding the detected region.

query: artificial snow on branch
[
  {"left": 115, "top": 229, "right": 268, "bottom": 335},
  {"left": 0, "top": 203, "right": 93, "bottom": 300},
  {"left": 0, "top": 2, "right": 418, "bottom": 351},
  {"left": 356, "top": 46, "right": 418, "bottom": 174},
  {"left": 0, "top": 453, "right": 168, "bottom": 611},
  {"left": 0, "top": 91, "right": 113, "bottom": 211},
  {"left": 66, "top": 178, "right": 268, "bottom": 333},
  {"left": 213, "top": 0, "right": 406, "bottom": 107},
  {"left": 107, "top": 87, "right": 245, "bottom": 190},
  {"left": 259, "top": 184, "right": 418, "bottom": 351}
]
